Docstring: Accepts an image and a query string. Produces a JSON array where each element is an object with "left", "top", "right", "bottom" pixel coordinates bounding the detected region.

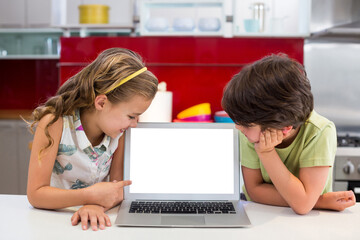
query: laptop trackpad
[{"left": 161, "top": 216, "right": 205, "bottom": 225}]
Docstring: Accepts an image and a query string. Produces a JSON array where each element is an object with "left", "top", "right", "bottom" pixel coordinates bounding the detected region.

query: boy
[{"left": 222, "top": 54, "right": 355, "bottom": 214}]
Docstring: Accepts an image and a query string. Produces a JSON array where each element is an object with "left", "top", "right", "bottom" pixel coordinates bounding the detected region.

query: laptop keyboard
[{"left": 129, "top": 201, "right": 236, "bottom": 214}]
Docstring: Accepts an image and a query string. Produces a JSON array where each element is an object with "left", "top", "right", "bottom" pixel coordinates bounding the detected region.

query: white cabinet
[
  {"left": 0, "top": 120, "right": 32, "bottom": 194},
  {"left": 0, "top": 0, "right": 52, "bottom": 28},
  {"left": 51, "top": 0, "right": 134, "bottom": 28},
  {"left": 0, "top": 121, "right": 19, "bottom": 194},
  {"left": 27, "top": 0, "right": 52, "bottom": 27},
  {"left": 0, "top": 0, "right": 26, "bottom": 27}
]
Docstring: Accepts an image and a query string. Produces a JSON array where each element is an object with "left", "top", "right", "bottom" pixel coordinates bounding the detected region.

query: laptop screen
[{"left": 123, "top": 123, "right": 240, "bottom": 201}]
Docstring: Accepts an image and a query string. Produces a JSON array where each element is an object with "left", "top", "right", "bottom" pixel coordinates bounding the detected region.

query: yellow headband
[{"left": 104, "top": 67, "right": 147, "bottom": 94}]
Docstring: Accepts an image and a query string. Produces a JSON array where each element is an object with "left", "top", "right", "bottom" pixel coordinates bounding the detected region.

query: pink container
[{"left": 178, "top": 114, "right": 211, "bottom": 122}]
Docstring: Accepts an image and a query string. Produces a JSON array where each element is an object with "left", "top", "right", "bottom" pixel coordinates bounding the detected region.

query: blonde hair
[{"left": 30, "top": 48, "right": 158, "bottom": 155}]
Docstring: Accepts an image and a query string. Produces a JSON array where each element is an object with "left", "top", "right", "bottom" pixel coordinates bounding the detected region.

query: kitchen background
[{"left": 0, "top": 0, "right": 359, "bottom": 199}]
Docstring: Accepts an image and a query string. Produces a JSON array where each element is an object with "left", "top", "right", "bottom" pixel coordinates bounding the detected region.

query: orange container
[{"left": 79, "top": 5, "right": 109, "bottom": 24}]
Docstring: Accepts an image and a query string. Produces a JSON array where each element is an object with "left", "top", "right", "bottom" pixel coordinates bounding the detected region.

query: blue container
[{"left": 214, "top": 115, "right": 234, "bottom": 123}]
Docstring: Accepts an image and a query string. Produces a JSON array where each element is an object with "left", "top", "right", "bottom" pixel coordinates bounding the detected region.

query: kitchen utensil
[
  {"left": 79, "top": 4, "right": 109, "bottom": 24},
  {"left": 177, "top": 103, "right": 211, "bottom": 119},
  {"left": 250, "top": 2, "right": 266, "bottom": 32}
]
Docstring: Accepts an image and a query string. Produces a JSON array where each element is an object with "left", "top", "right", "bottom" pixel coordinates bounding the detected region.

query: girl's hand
[
  {"left": 255, "top": 129, "right": 283, "bottom": 154},
  {"left": 71, "top": 205, "right": 111, "bottom": 231},
  {"left": 316, "top": 191, "right": 356, "bottom": 211},
  {"left": 85, "top": 180, "right": 132, "bottom": 209}
]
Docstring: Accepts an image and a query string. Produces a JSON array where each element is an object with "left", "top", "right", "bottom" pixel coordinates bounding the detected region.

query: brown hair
[
  {"left": 222, "top": 53, "right": 313, "bottom": 130},
  {"left": 29, "top": 48, "right": 158, "bottom": 154}
]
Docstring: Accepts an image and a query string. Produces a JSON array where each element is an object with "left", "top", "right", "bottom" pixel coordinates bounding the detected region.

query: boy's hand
[
  {"left": 85, "top": 180, "right": 132, "bottom": 209},
  {"left": 255, "top": 129, "right": 283, "bottom": 154},
  {"left": 316, "top": 191, "right": 356, "bottom": 211},
  {"left": 71, "top": 205, "right": 110, "bottom": 231}
]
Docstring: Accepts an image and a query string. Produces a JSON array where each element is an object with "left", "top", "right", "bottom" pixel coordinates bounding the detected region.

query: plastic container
[
  {"left": 214, "top": 110, "right": 234, "bottom": 123},
  {"left": 79, "top": 5, "right": 109, "bottom": 24},
  {"left": 178, "top": 114, "right": 211, "bottom": 122},
  {"left": 177, "top": 103, "right": 211, "bottom": 119}
]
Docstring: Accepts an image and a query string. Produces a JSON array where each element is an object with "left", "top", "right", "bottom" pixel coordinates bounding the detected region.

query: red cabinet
[
  {"left": 60, "top": 37, "right": 304, "bottom": 119},
  {"left": 0, "top": 59, "right": 59, "bottom": 110}
]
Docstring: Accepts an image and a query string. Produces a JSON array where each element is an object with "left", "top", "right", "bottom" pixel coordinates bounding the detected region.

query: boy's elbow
[{"left": 291, "top": 204, "right": 312, "bottom": 215}]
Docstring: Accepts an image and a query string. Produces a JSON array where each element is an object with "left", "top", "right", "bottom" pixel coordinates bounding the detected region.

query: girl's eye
[{"left": 128, "top": 115, "right": 136, "bottom": 120}]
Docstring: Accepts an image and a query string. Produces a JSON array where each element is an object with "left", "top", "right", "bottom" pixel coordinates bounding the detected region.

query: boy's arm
[
  {"left": 242, "top": 166, "right": 288, "bottom": 206},
  {"left": 243, "top": 166, "right": 356, "bottom": 211},
  {"left": 250, "top": 129, "right": 355, "bottom": 214},
  {"left": 258, "top": 149, "right": 329, "bottom": 214}
]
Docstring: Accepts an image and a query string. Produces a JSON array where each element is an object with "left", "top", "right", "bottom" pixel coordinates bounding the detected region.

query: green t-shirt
[{"left": 241, "top": 111, "right": 337, "bottom": 201}]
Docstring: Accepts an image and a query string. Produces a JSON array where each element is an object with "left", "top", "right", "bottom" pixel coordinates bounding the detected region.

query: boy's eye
[{"left": 128, "top": 115, "right": 136, "bottom": 120}]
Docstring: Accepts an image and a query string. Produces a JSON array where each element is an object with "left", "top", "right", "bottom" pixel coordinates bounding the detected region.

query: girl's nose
[{"left": 130, "top": 117, "right": 139, "bottom": 128}]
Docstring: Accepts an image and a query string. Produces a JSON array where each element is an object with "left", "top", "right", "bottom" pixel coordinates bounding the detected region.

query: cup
[{"left": 243, "top": 19, "right": 259, "bottom": 33}]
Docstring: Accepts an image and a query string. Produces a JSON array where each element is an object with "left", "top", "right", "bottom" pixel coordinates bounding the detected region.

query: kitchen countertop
[
  {"left": 0, "top": 110, "right": 32, "bottom": 119},
  {"left": 1, "top": 194, "right": 359, "bottom": 240}
]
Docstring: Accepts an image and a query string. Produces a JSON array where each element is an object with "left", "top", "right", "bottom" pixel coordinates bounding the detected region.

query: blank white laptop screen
[{"left": 128, "top": 127, "right": 234, "bottom": 195}]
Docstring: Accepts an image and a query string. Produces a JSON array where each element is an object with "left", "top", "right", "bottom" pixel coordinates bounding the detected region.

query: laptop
[{"left": 115, "top": 122, "right": 251, "bottom": 228}]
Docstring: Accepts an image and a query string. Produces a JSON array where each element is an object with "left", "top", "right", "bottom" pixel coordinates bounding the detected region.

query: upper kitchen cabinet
[
  {"left": 0, "top": 0, "right": 52, "bottom": 28},
  {"left": 0, "top": 0, "right": 26, "bottom": 28},
  {"left": 51, "top": 0, "right": 134, "bottom": 36},
  {"left": 233, "top": 0, "right": 311, "bottom": 37},
  {"left": 139, "top": 0, "right": 230, "bottom": 36}
]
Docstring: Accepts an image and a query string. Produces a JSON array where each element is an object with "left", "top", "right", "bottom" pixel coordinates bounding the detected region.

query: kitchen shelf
[
  {"left": 233, "top": 0, "right": 311, "bottom": 37},
  {"left": 0, "top": 29, "right": 62, "bottom": 58},
  {"left": 139, "top": 0, "right": 226, "bottom": 36},
  {"left": 0, "top": 55, "right": 59, "bottom": 60},
  {"left": 53, "top": 24, "right": 133, "bottom": 37}
]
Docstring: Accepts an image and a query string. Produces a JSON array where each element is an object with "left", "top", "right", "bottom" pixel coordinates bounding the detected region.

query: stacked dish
[
  {"left": 214, "top": 111, "right": 234, "bottom": 123},
  {"left": 174, "top": 103, "right": 212, "bottom": 122}
]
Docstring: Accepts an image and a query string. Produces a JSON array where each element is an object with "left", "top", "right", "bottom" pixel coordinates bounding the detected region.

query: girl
[{"left": 27, "top": 48, "right": 158, "bottom": 230}]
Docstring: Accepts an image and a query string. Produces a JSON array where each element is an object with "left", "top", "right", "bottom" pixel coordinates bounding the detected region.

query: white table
[{"left": 1, "top": 194, "right": 359, "bottom": 240}]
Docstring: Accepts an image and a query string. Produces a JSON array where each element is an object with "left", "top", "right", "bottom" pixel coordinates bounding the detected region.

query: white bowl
[
  {"left": 173, "top": 18, "right": 195, "bottom": 31},
  {"left": 146, "top": 17, "right": 169, "bottom": 32},
  {"left": 198, "top": 17, "right": 221, "bottom": 32}
]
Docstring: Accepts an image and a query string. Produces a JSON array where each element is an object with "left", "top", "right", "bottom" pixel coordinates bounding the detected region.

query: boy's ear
[
  {"left": 94, "top": 95, "right": 108, "bottom": 110},
  {"left": 282, "top": 126, "right": 293, "bottom": 135}
]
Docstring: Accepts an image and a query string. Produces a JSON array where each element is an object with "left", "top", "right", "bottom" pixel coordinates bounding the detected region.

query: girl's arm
[
  {"left": 27, "top": 114, "right": 88, "bottom": 209},
  {"left": 109, "top": 135, "right": 125, "bottom": 182},
  {"left": 27, "top": 114, "right": 130, "bottom": 210},
  {"left": 71, "top": 135, "right": 129, "bottom": 231}
]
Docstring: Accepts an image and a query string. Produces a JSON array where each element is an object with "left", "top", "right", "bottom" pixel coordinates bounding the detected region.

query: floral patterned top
[{"left": 50, "top": 109, "right": 122, "bottom": 189}]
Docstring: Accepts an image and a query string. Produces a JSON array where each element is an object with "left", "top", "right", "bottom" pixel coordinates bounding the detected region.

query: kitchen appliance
[
  {"left": 334, "top": 135, "right": 360, "bottom": 201},
  {"left": 305, "top": 0, "right": 360, "bottom": 201},
  {"left": 305, "top": 40, "right": 360, "bottom": 202}
]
